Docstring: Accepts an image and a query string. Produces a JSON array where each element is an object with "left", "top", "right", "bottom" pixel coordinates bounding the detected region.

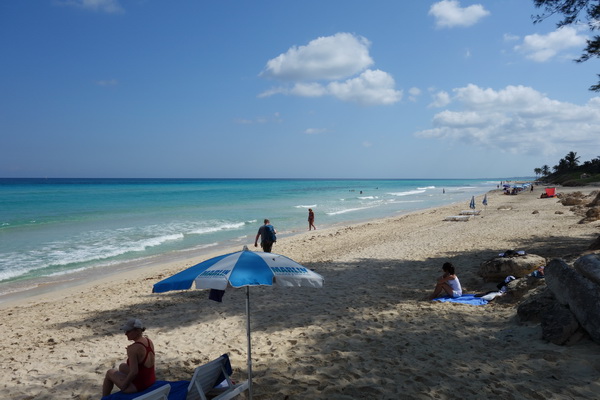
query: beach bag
[{"left": 266, "top": 225, "right": 277, "bottom": 242}]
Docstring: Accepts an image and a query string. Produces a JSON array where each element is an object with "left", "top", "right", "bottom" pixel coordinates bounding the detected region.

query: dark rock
[
  {"left": 545, "top": 258, "right": 600, "bottom": 344},
  {"left": 588, "top": 236, "right": 600, "bottom": 251},
  {"left": 496, "top": 276, "right": 546, "bottom": 303},
  {"left": 573, "top": 254, "right": 600, "bottom": 286},
  {"left": 478, "top": 254, "right": 546, "bottom": 282},
  {"left": 541, "top": 303, "right": 581, "bottom": 345},
  {"left": 588, "top": 191, "right": 600, "bottom": 207},
  {"left": 579, "top": 207, "right": 600, "bottom": 223},
  {"left": 517, "top": 286, "right": 555, "bottom": 322},
  {"left": 560, "top": 193, "right": 587, "bottom": 206}
]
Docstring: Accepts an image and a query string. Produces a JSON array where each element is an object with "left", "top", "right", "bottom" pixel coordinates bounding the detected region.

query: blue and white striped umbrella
[{"left": 153, "top": 247, "right": 324, "bottom": 399}]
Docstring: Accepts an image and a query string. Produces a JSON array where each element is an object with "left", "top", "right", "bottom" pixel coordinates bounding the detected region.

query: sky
[{"left": 1, "top": 0, "right": 599, "bottom": 179}]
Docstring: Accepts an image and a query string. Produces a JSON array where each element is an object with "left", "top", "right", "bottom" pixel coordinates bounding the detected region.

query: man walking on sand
[{"left": 254, "top": 219, "right": 277, "bottom": 253}]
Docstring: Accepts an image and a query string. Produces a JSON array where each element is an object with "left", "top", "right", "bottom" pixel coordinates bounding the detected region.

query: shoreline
[
  {"left": 0, "top": 188, "right": 489, "bottom": 307},
  {"left": 2, "top": 185, "right": 600, "bottom": 399}
]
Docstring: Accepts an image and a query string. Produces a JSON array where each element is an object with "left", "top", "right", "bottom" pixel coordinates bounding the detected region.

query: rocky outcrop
[
  {"left": 579, "top": 207, "right": 600, "bottom": 223},
  {"left": 541, "top": 303, "right": 581, "bottom": 345},
  {"left": 588, "top": 191, "right": 600, "bottom": 207},
  {"left": 589, "top": 236, "right": 600, "bottom": 251},
  {"left": 545, "top": 258, "right": 600, "bottom": 344},
  {"left": 560, "top": 191, "right": 588, "bottom": 206},
  {"left": 574, "top": 254, "right": 600, "bottom": 285},
  {"left": 517, "top": 286, "right": 556, "bottom": 323},
  {"left": 478, "top": 254, "right": 546, "bottom": 282},
  {"left": 501, "top": 276, "right": 546, "bottom": 302},
  {"left": 558, "top": 190, "right": 600, "bottom": 223}
]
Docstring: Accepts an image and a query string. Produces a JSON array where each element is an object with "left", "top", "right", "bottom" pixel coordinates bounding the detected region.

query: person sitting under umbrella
[
  {"left": 102, "top": 318, "right": 156, "bottom": 397},
  {"left": 427, "top": 262, "right": 462, "bottom": 300}
]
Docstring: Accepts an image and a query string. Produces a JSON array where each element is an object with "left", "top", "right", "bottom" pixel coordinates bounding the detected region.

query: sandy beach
[{"left": 2, "top": 186, "right": 600, "bottom": 400}]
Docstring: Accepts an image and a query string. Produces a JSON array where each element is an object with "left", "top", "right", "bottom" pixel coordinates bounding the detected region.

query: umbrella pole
[{"left": 246, "top": 286, "right": 253, "bottom": 400}]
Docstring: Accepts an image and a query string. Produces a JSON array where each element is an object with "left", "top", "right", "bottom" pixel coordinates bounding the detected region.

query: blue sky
[{"left": 1, "top": 0, "right": 599, "bottom": 179}]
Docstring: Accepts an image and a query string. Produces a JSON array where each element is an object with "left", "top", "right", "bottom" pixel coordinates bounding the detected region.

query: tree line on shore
[{"left": 534, "top": 151, "right": 600, "bottom": 186}]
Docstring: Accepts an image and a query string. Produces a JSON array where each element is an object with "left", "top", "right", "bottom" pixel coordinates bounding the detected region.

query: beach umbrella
[
  {"left": 152, "top": 246, "right": 324, "bottom": 400},
  {"left": 469, "top": 196, "right": 476, "bottom": 209}
]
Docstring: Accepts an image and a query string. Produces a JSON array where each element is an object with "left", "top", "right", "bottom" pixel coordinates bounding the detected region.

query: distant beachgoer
[
  {"left": 308, "top": 208, "right": 316, "bottom": 230},
  {"left": 428, "top": 262, "right": 462, "bottom": 300},
  {"left": 102, "top": 318, "right": 156, "bottom": 397},
  {"left": 443, "top": 188, "right": 445, "bottom": 194},
  {"left": 254, "top": 219, "right": 277, "bottom": 252}
]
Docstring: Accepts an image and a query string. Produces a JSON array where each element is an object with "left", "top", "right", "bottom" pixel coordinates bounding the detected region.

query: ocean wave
[
  {"left": 326, "top": 206, "right": 373, "bottom": 215},
  {"left": 294, "top": 204, "right": 317, "bottom": 208},
  {"left": 0, "top": 231, "right": 185, "bottom": 282},
  {"left": 417, "top": 186, "right": 436, "bottom": 190},
  {"left": 387, "top": 190, "right": 426, "bottom": 197},
  {"left": 190, "top": 221, "right": 245, "bottom": 234},
  {"left": 358, "top": 196, "right": 377, "bottom": 200}
]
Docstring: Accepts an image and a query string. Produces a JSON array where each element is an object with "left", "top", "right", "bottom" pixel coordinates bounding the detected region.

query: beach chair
[
  {"left": 187, "top": 355, "right": 249, "bottom": 400},
  {"left": 444, "top": 215, "right": 470, "bottom": 221},
  {"left": 459, "top": 210, "right": 481, "bottom": 215},
  {"left": 133, "top": 384, "right": 171, "bottom": 400}
]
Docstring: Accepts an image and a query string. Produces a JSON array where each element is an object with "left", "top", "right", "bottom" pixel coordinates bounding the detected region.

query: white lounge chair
[
  {"left": 133, "top": 384, "right": 171, "bottom": 400},
  {"left": 459, "top": 210, "right": 481, "bottom": 215},
  {"left": 187, "top": 355, "right": 250, "bottom": 400},
  {"left": 444, "top": 215, "right": 470, "bottom": 221}
]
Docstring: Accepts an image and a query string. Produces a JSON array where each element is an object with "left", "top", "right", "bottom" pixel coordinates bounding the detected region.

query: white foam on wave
[
  {"left": 388, "top": 189, "right": 426, "bottom": 197},
  {"left": 358, "top": 196, "right": 377, "bottom": 200},
  {"left": 294, "top": 204, "right": 317, "bottom": 208},
  {"left": 326, "top": 206, "right": 373, "bottom": 216},
  {"left": 417, "top": 186, "right": 436, "bottom": 190},
  {"left": 190, "top": 221, "right": 245, "bottom": 234},
  {"left": 0, "top": 231, "right": 186, "bottom": 282}
]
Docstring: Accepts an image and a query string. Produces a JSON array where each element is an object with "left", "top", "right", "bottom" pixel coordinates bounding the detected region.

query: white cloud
[
  {"left": 415, "top": 84, "right": 600, "bottom": 156},
  {"left": 515, "top": 26, "right": 588, "bottom": 62},
  {"left": 304, "top": 128, "right": 328, "bottom": 135},
  {"left": 290, "top": 83, "right": 328, "bottom": 97},
  {"left": 503, "top": 33, "right": 520, "bottom": 42},
  {"left": 57, "top": 0, "right": 124, "bottom": 14},
  {"left": 408, "top": 87, "right": 421, "bottom": 102},
  {"left": 259, "top": 33, "right": 401, "bottom": 106},
  {"left": 409, "top": 87, "right": 421, "bottom": 97},
  {"left": 362, "top": 141, "right": 373, "bottom": 148},
  {"left": 327, "top": 70, "right": 402, "bottom": 106},
  {"left": 261, "top": 33, "right": 373, "bottom": 81},
  {"left": 429, "top": 0, "right": 490, "bottom": 28},
  {"left": 260, "top": 70, "right": 402, "bottom": 106},
  {"left": 429, "top": 91, "right": 451, "bottom": 108}
]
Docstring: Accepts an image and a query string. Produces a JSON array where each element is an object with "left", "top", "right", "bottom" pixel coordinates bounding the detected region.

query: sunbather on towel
[
  {"left": 428, "top": 262, "right": 462, "bottom": 300},
  {"left": 102, "top": 318, "right": 156, "bottom": 397}
]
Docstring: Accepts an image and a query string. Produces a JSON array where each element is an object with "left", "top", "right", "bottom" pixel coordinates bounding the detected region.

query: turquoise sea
[{"left": 0, "top": 178, "right": 504, "bottom": 299}]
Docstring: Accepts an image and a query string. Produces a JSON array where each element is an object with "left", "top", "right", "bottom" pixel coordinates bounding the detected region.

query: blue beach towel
[
  {"left": 433, "top": 294, "right": 488, "bottom": 305},
  {"left": 101, "top": 380, "right": 189, "bottom": 400}
]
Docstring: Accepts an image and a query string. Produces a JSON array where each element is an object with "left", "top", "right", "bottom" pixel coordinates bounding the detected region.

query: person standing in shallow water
[{"left": 308, "top": 208, "right": 316, "bottom": 230}]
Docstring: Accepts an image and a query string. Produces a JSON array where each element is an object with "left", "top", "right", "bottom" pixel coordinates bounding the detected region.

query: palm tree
[
  {"left": 564, "top": 151, "right": 580, "bottom": 169},
  {"left": 541, "top": 165, "right": 550, "bottom": 176},
  {"left": 534, "top": 167, "right": 542, "bottom": 178}
]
